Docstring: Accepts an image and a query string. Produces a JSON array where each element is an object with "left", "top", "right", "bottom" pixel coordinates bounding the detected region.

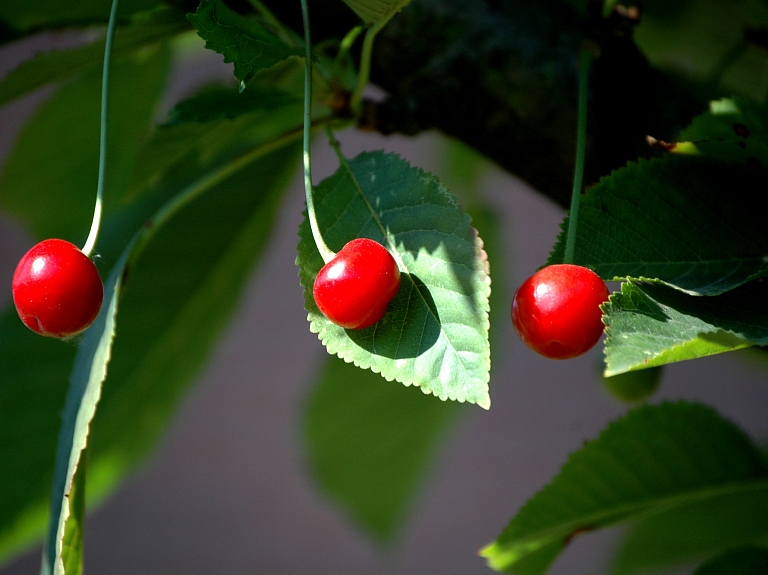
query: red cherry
[
  {"left": 511, "top": 264, "right": 609, "bottom": 359},
  {"left": 313, "top": 238, "right": 401, "bottom": 330},
  {"left": 12, "top": 239, "right": 104, "bottom": 338}
]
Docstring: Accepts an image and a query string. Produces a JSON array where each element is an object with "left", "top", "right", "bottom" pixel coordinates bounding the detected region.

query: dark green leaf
[
  {"left": 693, "top": 546, "right": 768, "bottom": 575},
  {"left": 0, "top": 46, "right": 172, "bottom": 240},
  {"left": 187, "top": 0, "right": 303, "bottom": 86},
  {"left": 302, "top": 355, "right": 464, "bottom": 541},
  {"left": 0, "top": 0, "right": 162, "bottom": 31},
  {"left": 341, "top": 0, "right": 410, "bottom": 25},
  {"left": 167, "top": 84, "right": 301, "bottom": 124},
  {"left": 548, "top": 155, "right": 768, "bottom": 295},
  {"left": 613, "top": 492, "right": 768, "bottom": 574},
  {"left": 480, "top": 402, "right": 768, "bottom": 574},
  {"left": 0, "top": 7, "right": 187, "bottom": 108},
  {"left": 601, "top": 365, "right": 663, "bottom": 403},
  {"left": 674, "top": 98, "right": 768, "bottom": 167},
  {"left": 603, "top": 280, "right": 768, "bottom": 376},
  {"left": 296, "top": 151, "right": 491, "bottom": 408}
]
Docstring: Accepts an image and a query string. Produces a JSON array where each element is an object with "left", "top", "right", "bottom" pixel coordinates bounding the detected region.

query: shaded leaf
[
  {"left": 613, "top": 492, "right": 768, "bottom": 574},
  {"left": 0, "top": 0, "right": 161, "bottom": 31},
  {"left": 296, "top": 151, "right": 491, "bottom": 408},
  {"left": 302, "top": 355, "right": 464, "bottom": 541},
  {"left": 603, "top": 280, "right": 768, "bottom": 376},
  {"left": 0, "top": 46, "right": 172, "bottom": 240},
  {"left": 187, "top": 0, "right": 303, "bottom": 85},
  {"left": 481, "top": 402, "right": 768, "bottom": 574},
  {"left": 601, "top": 365, "right": 663, "bottom": 403},
  {"left": 548, "top": 154, "right": 768, "bottom": 296},
  {"left": 0, "top": 7, "right": 187, "bottom": 108},
  {"left": 167, "top": 84, "right": 300, "bottom": 124},
  {"left": 675, "top": 98, "right": 768, "bottom": 167},
  {"left": 693, "top": 546, "right": 768, "bottom": 575},
  {"left": 341, "top": 0, "right": 410, "bottom": 25}
]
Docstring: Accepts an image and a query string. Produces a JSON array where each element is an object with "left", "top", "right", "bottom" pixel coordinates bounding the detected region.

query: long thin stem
[
  {"left": 82, "top": 0, "right": 120, "bottom": 258},
  {"left": 300, "top": 0, "right": 335, "bottom": 263},
  {"left": 348, "top": 0, "right": 409, "bottom": 116},
  {"left": 563, "top": 47, "right": 592, "bottom": 265}
]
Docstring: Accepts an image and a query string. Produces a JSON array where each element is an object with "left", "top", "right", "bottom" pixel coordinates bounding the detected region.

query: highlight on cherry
[
  {"left": 313, "top": 238, "right": 401, "bottom": 330},
  {"left": 511, "top": 263, "right": 609, "bottom": 360},
  {"left": 12, "top": 238, "right": 104, "bottom": 339}
]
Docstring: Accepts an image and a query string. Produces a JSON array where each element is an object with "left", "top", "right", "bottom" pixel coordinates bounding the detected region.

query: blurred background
[{"left": 1, "top": 28, "right": 767, "bottom": 575}]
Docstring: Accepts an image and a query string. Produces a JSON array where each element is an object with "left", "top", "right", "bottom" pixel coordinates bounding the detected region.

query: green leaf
[
  {"left": 603, "top": 280, "right": 768, "bottom": 376},
  {"left": 0, "top": 0, "right": 162, "bottom": 31},
  {"left": 302, "top": 355, "right": 464, "bottom": 541},
  {"left": 613, "top": 492, "right": 768, "bottom": 574},
  {"left": 693, "top": 546, "right": 768, "bottom": 575},
  {"left": 0, "top": 45, "right": 172, "bottom": 240},
  {"left": 341, "top": 0, "right": 411, "bottom": 25},
  {"left": 187, "top": 0, "right": 303, "bottom": 86},
  {"left": 548, "top": 154, "right": 768, "bottom": 296},
  {"left": 0, "top": 7, "right": 187, "bottom": 108},
  {"left": 0, "top": 48, "right": 170, "bottom": 566},
  {"left": 673, "top": 98, "right": 768, "bottom": 167},
  {"left": 480, "top": 401, "right": 768, "bottom": 574},
  {"left": 296, "top": 151, "right": 491, "bottom": 408},
  {"left": 43, "top": 246, "right": 128, "bottom": 575},
  {"left": 601, "top": 365, "right": 663, "bottom": 403},
  {"left": 167, "top": 84, "right": 301, "bottom": 124}
]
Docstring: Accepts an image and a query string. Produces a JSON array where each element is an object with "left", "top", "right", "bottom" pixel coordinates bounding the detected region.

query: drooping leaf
[
  {"left": 601, "top": 365, "right": 663, "bottom": 403},
  {"left": 613, "top": 495, "right": 768, "bottom": 574},
  {"left": 671, "top": 98, "right": 768, "bottom": 167},
  {"left": 0, "top": 48, "right": 170, "bottom": 566},
  {"left": 0, "top": 46, "right": 172, "bottom": 240},
  {"left": 692, "top": 546, "right": 768, "bottom": 575},
  {"left": 548, "top": 154, "right": 768, "bottom": 295},
  {"left": 0, "top": 0, "right": 162, "bottom": 31},
  {"left": 296, "top": 151, "right": 491, "bottom": 408},
  {"left": 43, "top": 245, "right": 128, "bottom": 575},
  {"left": 302, "top": 355, "right": 464, "bottom": 541},
  {"left": 41, "top": 141, "right": 299, "bottom": 574},
  {"left": 603, "top": 280, "right": 768, "bottom": 376},
  {"left": 341, "top": 0, "right": 410, "bottom": 25},
  {"left": 0, "top": 7, "right": 187, "bottom": 108},
  {"left": 166, "top": 84, "right": 301, "bottom": 124},
  {"left": 480, "top": 401, "right": 768, "bottom": 574},
  {"left": 187, "top": 0, "right": 303, "bottom": 86}
]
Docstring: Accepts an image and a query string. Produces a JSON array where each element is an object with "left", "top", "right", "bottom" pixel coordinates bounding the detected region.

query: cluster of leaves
[{"left": 0, "top": 0, "right": 767, "bottom": 574}]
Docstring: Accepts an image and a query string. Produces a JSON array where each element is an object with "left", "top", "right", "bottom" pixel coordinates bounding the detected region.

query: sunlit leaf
[
  {"left": 603, "top": 280, "right": 768, "bottom": 376},
  {"left": 481, "top": 402, "right": 768, "bottom": 574},
  {"left": 341, "top": 0, "right": 410, "bottom": 25},
  {"left": 296, "top": 151, "right": 491, "bottom": 408}
]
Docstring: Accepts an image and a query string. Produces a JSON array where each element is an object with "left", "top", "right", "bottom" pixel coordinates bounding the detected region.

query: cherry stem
[
  {"left": 348, "top": 0, "right": 409, "bottom": 116},
  {"left": 300, "top": 0, "right": 336, "bottom": 264},
  {"left": 82, "top": 0, "right": 120, "bottom": 259},
  {"left": 563, "top": 47, "right": 592, "bottom": 265}
]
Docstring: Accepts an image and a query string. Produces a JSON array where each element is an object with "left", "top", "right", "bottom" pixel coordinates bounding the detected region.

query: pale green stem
[
  {"left": 82, "top": 0, "right": 120, "bottom": 258},
  {"left": 300, "top": 0, "right": 335, "bottom": 263},
  {"left": 348, "top": 4, "right": 407, "bottom": 116},
  {"left": 564, "top": 48, "right": 592, "bottom": 265},
  {"left": 336, "top": 25, "right": 365, "bottom": 66}
]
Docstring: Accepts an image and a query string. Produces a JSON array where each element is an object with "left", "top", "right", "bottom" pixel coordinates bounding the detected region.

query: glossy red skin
[
  {"left": 313, "top": 238, "right": 401, "bottom": 330},
  {"left": 512, "top": 264, "right": 609, "bottom": 359},
  {"left": 12, "top": 239, "right": 104, "bottom": 338}
]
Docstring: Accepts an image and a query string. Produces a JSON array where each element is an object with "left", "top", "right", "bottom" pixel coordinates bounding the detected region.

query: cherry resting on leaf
[
  {"left": 511, "top": 264, "right": 609, "bottom": 359},
  {"left": 313, "top": 238, "right": 401, "bottom": 330},
  {"left": 12, "top": 238, "right": 104, "bottom": 338}
]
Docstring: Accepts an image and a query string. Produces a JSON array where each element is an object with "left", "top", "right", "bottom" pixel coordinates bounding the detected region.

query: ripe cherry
[
  {"left": 12, "top": 239, "right": 104, "bottom": 338},
  {"left": 511, "top": 264, "right": 609, "bottom": 359},
  {"left": 313, "top": 238, "right": 401, "bottom": 330}
]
